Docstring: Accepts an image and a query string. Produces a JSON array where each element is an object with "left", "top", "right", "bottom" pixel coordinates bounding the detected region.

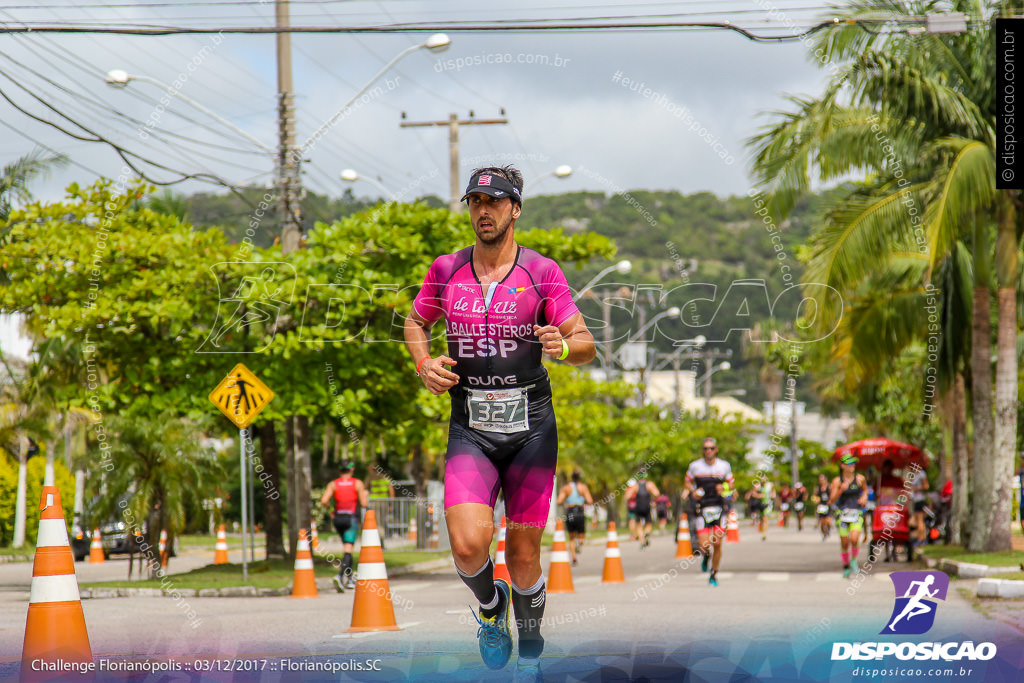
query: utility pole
[
  {"left": 276, "top": 0, "right": 301, "bottom": 254},
  {"left": 675, "top": 349, "right": 732, "bottom": 418},
  {"left": 275, "top": 0, "right": 309, "bottom": 559},
  {"left": 400, "top": 112, "right": 508, "bottom": 212}
]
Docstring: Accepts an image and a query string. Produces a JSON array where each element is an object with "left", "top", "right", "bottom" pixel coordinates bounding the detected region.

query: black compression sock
[
  {"left": 457, "top": 558, "right": 498, "bottom": 608},
  {"left": 511, "top": 577, "right": 546, "bottom": 658},
  {"left": 341, "top": 552, "right": 353, "bottom": 579}
]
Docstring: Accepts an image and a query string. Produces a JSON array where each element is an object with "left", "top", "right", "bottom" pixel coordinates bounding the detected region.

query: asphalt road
[{"left": 0, "top": 523, "right": 1019, "bottom": 682}]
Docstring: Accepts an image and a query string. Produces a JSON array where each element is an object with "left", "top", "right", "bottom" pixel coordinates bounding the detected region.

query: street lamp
[
  {"left": 339, "top": 169, "right": 394, "bottom": 200},
  {"left": 698, "top": 360, "right": 731, "bottom": 418},
  {"left": 301, "top": 34, "right": 450, "bottom": 155},
  {"left": 104, "top": 70, "right": 275, "bottom": 154},
  {"left": 576, "top": 259, "right": 632, "bottom": 300},
  {"left": 525, "top": 164, "right": 573, "bottom": 191}
]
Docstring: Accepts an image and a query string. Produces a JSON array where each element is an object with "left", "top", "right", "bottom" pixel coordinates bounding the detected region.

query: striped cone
[
  {"left": 546, "top": 518, "right": 575, "bottom": 593},
  {"left": 22, "top": 487, "right": 92, "bottom": 676},
  {"left": 601, "top": 522, "right": 625, "bottom": 583},
  {"left": 726, "top": 510, "right": 740, "bottom": 543},
  {"left": 311, "top": 521, "right": 320, "bottom": 552},
  {"left": 291, "top": 529, "right": 319, "bottom": 598},
  {"left": 493, "top": 516, "right": 511, "bottom": 583},
  {"left": 88, "top": 529, "right": 104, "bottom": 564},
  {"left": 428, "top": 505, "right": 439, "bottom": 550},
  {"left": 778, "top": 508, "right": 786, "bottom": 527},
  {"left": 408, "top": 516, "right": 417, "bottom": 544},
  {"left": 158, "top": 529, "right": 169, "bottom": 567},
  {"left": 675, "top": 516, "right": 693, "bottom": 558},
  {"left": 348, "top": 510, "right": 400, "bottom": 632},
  {"left": 213, "top": 525, "right": 229, "bottom": 565}
]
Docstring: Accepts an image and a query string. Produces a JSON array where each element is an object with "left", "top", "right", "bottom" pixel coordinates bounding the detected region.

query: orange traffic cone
[
  {"left": 159, "top": 529, "right": 169, "bottom": 567},
  {"left": 408, "top": 516, "right": 417, "bottom": 543},
  {"left": 778, "top": 508, "right": 786, "bottom": 527},
  {"left": 88, "top": 529, "right": 105, "bottom": 564},
  {"left": 675, "top": 516, "right": 693, "bottom": 558},
  {"left": 547, "top": 518, "right": 575, "bottom": 594},
  {"left": 22, "top": 487, "right": 92, "bottom": 675},
  {"left": 311, "top": 520, "right": 320, "bottom": 552},
  {"left": 727, "top": 510, "right": 740, "bottom": 543},
  {"left": 291, "top": 529, "right": 318, "bottom": 598},
  {"left": 348, "top": 510, "right": 400, "bottom": 632},
  {"left": 213, "top": 525, "right": 229, "bottom": 565},
  {"left": 493, "top": 516, "right": 511, "bottom": 584},
  {"left": 601, "top": 522, "right": 625, "bottom": 583},
  {"left": 428, "top": 505, "right": 439, "bottom": 550}
]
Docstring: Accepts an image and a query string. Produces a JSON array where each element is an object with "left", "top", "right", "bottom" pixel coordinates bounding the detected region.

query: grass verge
[
  {"left": 916, "top": 544, "right": 1024, "bottom": 567},
  {"left": 79, "top": 551, "right": 449, "bottom": 591}
]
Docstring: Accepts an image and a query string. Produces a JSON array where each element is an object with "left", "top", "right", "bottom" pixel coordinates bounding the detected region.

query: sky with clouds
[{"left": 0, "top": 0, "right": 839, "bottom": 205}]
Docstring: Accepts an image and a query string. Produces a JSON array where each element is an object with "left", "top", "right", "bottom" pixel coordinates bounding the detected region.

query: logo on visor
[
  {"left": 478, "top": 175, "right": 492, "bottom": 186},
  {"left": 881, "top": 571, "right": 948, "bottom": 635}
]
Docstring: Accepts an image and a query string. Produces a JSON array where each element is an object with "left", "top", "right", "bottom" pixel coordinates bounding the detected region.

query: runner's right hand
[{"left": 421, "top": 355, "right": 459, "bottom": 394}]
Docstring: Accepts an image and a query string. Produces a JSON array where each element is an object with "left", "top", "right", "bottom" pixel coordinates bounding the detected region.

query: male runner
[
  {"left": 556, "top": 470, "right": 593, "bottom": 565},
  {"left": 746, "top": 480, "right": 767, "bottom": 540},
  {"left": 404, "top": 165, "right": 595, "bottom": 680},
  {"left": 625, "top": 472, "right": 659, "bottom": 549},
  {"left": 319, "top": 461, "right": 368, "bottom": 591},
  {"left": 792, "top": 482, "right": 808, "bottom": 532},
  {"left": 813, "top": 473, "right": 832, "bottom": 541},
  {"left": 777, "top": 482, "right": 792, "bottom": 528},
  {"left": 829, "top": 454, "right": 869, "bottom": 578},
  {"left": 685, "top": 438, "right": 734, "bottom": 586}
]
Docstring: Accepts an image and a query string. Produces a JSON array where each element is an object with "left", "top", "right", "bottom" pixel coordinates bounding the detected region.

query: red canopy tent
[{"left": 832, "top": 438, "right": 928, "bottom": 470}]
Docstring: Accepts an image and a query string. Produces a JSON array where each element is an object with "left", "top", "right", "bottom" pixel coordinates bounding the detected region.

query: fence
[{"left": 364, "top": 497, "right": 448, "bottom": 551}]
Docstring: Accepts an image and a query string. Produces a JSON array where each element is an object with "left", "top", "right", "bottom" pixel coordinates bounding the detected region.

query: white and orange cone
[
  {"left": 726, "top": 509, "right": 740, "bottom": 543},
  {"left": 348, "top": 510, "right": 400, "bottom": 632},
  {"left": 428, "top": 505, "right": 439, "bottom": 549},
  {"left": 22, "top": 487, "right": 92, "bottom": 677},
  {"left": 291, "top": 529, "right": 318, "bottom": 598},
  {"left": 158, "top": 529, "right": 169, "bottom": 567},
  {"left": 213, "top": 525, "right": 229, "bottom": 565},
  {"left": 493, "top": 515, "right": 511, "bottom": 584},
  {"left": 88, "top": 529, "right": 104, "bottom": 564},
  {"left": 601, "top": 522, "right": 625, "bottom": 583},
  {"left": 675, "top": 516, "right": 694, "bottom": 558},
  {"left": 408, "top": 516, "right": 417, "bottom": 544},
  {"left": 547, "top": 518, "right": 575, "bottom": 594},
  {"left": 311, "top": 521, "right": 320, "bottom": 552}
]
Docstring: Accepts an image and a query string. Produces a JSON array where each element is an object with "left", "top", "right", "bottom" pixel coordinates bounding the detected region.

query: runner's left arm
[{"left": 534, "top": 312, "right": 595, "bottom": 365}]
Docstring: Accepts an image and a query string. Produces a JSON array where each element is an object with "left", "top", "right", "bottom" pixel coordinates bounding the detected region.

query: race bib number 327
[{"left": 467, "top": 388, "right": 529, "bottom": 434}]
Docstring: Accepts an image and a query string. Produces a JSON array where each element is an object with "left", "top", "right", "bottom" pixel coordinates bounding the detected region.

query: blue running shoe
[
  {"left": 701, "top": 551, "right": 710, "bottom": 573},
  {"left": 850, "top": 557, "right": 858, "bottom": 575},
  {"left": 515, "top": 656, "right": 543, "bottom": 682},
  {"left": 843, "top": 565, "right": 851, "bottom": 578},
  {"left": 472, "top": 580, "right": 512, "bottom": 670},
  {"left": 709, "top": 572, "right": 718, "bottom": 587}
]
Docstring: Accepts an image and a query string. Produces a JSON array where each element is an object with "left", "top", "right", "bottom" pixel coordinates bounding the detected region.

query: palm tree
[
  {"left": 747, "top": 0, "right": 1015, "bottom": 550},
  {"left": 91, "top": 414, "right": 224, "bottom": 579},
  {"left": 0, "top": 149, "right": 67, "bottom": 223}
]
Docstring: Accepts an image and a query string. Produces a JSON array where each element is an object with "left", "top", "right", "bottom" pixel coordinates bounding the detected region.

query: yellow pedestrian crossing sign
[{"left": 209, "top": 363, "right": 274, "bottom": 429}]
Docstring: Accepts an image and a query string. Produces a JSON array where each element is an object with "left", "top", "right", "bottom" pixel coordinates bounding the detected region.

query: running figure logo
[{"left": 881, "top": 571, "right": 949, "bottom": 635}]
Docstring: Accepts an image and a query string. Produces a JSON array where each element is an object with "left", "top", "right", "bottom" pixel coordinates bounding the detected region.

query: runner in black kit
[
  {"left": 814, "top": 473, "right": 833, "bottom": 541},
  {"left": 792, "top": 482, "right": 808, "bottom": 532},
  {"left": 404, "top": 165, "right": 595, "bottom": 681},
  {"left": 684, "top": 438, "right": 734, "bottom": 586},
  {"left": 625, "top": 473, "right": 659, "bottom": 549}
]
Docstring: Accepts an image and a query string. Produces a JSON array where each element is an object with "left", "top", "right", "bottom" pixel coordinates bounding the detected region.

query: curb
[
  {"left": 977, "top": 578, "right": 1024, "bottom": 599},
  {"left": 922, "top": 556, "right": 1024, "bottom": 598},
  {"left": 0, "top": 555, "right": 33, "bottom": 564},
  {"left": 80, "top": 557, "right": 454, "bottom": 599}
]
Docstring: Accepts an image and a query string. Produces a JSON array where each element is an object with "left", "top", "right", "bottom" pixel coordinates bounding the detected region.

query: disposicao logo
[
  {"left": 831, "top": 571, "right": 997, "bottom": 662},
  {"left": 881, "top": 570, "right": 948, "bottom": 635}
]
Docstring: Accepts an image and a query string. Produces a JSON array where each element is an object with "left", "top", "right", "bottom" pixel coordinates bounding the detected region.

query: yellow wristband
[{"left": 558, "top": 339, "right": 569, "bottom": 361}]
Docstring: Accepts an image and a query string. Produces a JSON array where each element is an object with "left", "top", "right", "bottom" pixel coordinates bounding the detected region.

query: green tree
[{"left": 747, "top": 0, "right": 1015, "bottom": 550}]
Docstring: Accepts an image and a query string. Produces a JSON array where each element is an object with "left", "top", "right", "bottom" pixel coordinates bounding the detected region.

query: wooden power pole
[{"left": 400, "top": 113, "right": 508, "bottom": 212}]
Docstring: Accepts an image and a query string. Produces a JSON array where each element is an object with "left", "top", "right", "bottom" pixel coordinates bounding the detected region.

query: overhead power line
[{"left": 0, "top": 20, "right": 912, "bottom": 42}]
